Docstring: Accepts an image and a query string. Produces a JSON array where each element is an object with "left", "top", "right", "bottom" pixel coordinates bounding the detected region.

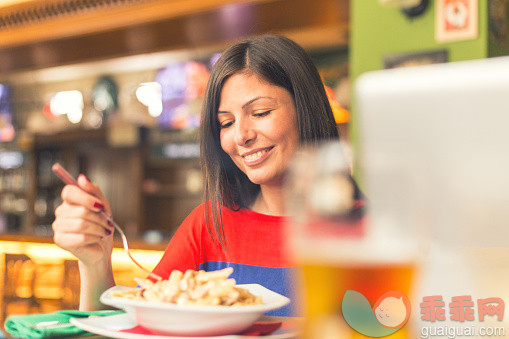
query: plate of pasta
[{"left": 99, "top": 268, "right": 290, "bottom": 336}]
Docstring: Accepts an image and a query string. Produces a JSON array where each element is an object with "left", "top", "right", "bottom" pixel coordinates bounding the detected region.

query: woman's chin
[
  {"left": 246, "top": 176, "right": 264, "bottom": 185},
  {"left": 246, "top": 173, "right": 284, "bottom": 186}
]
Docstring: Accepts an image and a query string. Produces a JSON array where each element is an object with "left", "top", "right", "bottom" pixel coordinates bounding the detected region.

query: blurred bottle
[{"left": 286, "top": 141, "right": 417, "bottom": 339}]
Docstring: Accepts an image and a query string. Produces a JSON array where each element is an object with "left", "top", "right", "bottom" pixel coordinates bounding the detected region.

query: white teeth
[{"left": 244, "top": 150, "right": 267, "bottom": 161}]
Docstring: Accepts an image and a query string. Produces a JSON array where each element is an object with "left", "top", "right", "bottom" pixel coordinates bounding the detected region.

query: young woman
[{"left": 52, "top": 35, "right": 364, "bottom": 316}]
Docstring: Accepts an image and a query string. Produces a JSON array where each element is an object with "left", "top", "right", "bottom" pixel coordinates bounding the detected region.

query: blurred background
[{"left": 0, "top": 0, "right": 507, "bottom": 326}]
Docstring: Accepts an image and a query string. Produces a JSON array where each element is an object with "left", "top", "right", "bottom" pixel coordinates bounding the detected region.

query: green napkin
[{"left": 4, "top": 310, "right": 124, "bottom": 339}]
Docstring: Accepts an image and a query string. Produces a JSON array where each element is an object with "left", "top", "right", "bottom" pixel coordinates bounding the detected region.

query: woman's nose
[{"left": 233, "top": 118, "right": 256, "bottom": 146}]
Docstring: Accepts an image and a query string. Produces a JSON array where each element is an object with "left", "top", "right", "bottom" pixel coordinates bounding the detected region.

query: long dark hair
[{"left": 200, "top": 35, "right": 341, "bottom": 250}]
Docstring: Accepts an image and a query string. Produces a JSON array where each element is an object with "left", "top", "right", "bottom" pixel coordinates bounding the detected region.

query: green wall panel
[{"left": 351, "top": 0, "right": 488, "bottom": 82}]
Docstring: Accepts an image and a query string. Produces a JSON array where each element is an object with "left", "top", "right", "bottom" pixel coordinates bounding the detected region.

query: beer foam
[{"left": 294, "top": 237, "right": 419, "bottom": 266}]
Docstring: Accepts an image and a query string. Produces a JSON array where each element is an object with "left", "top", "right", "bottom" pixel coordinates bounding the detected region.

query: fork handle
[{"left": 52, "top": 163, "right": 79, "bottom": 186}]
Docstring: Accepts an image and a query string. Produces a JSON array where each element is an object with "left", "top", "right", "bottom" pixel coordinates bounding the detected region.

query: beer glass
[{"left": 286, "top": 141, "right": 420, "bottom": 339}]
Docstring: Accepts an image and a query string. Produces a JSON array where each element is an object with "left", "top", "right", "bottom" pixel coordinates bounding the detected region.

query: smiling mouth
[{"left": 242, "top": 147, "right": 274, "bottom": 162}]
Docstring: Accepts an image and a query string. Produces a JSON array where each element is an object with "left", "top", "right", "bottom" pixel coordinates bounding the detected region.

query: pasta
[{"left": 111, "top": 267, "right": 263, "bottom": 306}]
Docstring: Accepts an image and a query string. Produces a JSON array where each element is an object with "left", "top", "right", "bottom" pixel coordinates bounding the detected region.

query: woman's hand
[{"left": 52, "top": 174, "right": 115, "bottom": 266}]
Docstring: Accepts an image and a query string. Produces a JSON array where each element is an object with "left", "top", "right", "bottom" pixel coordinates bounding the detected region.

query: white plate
[
  {"left": 99, "top": 284, "right": 291, "bottom": 336},
  {"left": 70, "top": 313, "right": 301, "bottom": 339}
]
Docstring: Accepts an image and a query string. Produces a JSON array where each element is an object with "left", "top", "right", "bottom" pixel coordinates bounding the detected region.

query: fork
[{"left": 52, "top": 163, "right": 162, "bottom": 281}]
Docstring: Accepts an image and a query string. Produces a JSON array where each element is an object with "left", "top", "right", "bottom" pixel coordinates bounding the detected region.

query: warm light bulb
[
  {"left": 136, "top": 82, "right": 162, "bottom": 107},
  {"left": 49, "top": 90, "right": 84, "bottom": 122}
]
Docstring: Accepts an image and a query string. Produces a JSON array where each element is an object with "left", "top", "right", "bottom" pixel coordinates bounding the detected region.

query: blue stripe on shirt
[{"left": 199, "top": 261, "right": 296, "bottom": 317}]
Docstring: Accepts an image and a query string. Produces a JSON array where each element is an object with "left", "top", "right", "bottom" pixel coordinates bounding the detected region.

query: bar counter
[{"left": 0, "top": 234, "right": 166, "bottom": 325}]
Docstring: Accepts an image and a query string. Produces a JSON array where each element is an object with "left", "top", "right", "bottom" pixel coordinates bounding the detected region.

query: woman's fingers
[
  {"left": 52, "top": 214, "right": 112, "bottom": 237},
  {"left": 53, "top": 174, "right": 115, "bottom": 265},
  {"left": 55, "top": 203, "right": 104, "bottom": 223},
  {"left": 77, "top": 174, "right": 112, "bottom": 216},
  {"left": 52, "top": 209, "right": 114, "bottom": 264},
  {"left": 54, "top": 202, "right": 115, "bottom": 237},
  {"left": 61, "top": 185, "right": 107, "bottom": 213}
]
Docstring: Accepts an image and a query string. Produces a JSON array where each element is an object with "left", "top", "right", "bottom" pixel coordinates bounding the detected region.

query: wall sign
[{"left": 436, "top": 0, "right": 478, "bottom": 43}]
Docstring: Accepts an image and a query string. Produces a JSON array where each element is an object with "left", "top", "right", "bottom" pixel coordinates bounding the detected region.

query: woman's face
[{"left": 218, "top": 72, "right": 300, "bottom": 186}]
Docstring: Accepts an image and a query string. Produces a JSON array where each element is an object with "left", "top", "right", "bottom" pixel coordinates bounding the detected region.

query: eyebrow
[{"left": 217, "top": 96, "right": 273, "bottom": 114}]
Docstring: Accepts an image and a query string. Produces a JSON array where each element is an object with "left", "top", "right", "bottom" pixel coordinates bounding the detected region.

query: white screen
[{"left": 356, "top": 56, "right": 509, "bottom": 248}]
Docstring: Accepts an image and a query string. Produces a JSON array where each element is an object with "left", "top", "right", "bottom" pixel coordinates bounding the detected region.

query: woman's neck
[{"left": 250, "top": 184, "right": 287, "bottom": 216}]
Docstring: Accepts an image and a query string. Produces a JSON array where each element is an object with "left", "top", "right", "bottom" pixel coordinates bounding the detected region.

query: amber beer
[{"left": 298, "top": 259, "right": 415, "bottom": 339}]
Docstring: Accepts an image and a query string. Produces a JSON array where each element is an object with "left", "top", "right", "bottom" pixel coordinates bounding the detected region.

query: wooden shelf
[
  {"left": 3, "top": 126, "right": 204, "bottom": 242},
  {"left": 33, "top": 128, "right": 108, "bottom": 148},
  {"left": 0, "top": 190, "right": 29, "bottom": 197}
]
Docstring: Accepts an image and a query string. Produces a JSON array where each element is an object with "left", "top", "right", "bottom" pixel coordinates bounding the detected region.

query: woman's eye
[
  {"left": 253, "top": 110, "right": 272, "bottom": 117},
  {"left": 220, "top": 121, "right": 233, "bottom": 129}
]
